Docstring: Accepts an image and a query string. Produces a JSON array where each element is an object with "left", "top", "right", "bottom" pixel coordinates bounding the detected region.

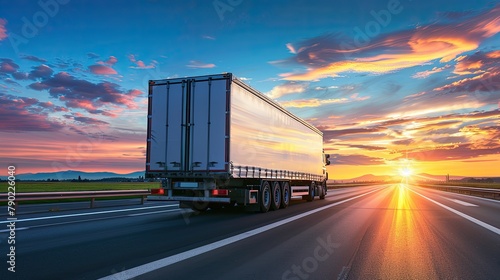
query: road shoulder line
[{"left": 409, "top": 188, "right": 500, "bottom": 236}]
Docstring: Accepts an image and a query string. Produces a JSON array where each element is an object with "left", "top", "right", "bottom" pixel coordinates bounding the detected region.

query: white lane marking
[
  {"left": 127, "top": 209, "right": 181, "bottom": 217},
  {"left": 99, "top": 187, "right": 383, "bottom": 280},
  {"left": 409, "top": 188, "right": 500, "bottom": 236},
  {"left": 444, "top": 198, "right": 478, "bottom": 207},
  {"left": 424, "top": 188, "right": 500, "bottom": 204},
  {"left": 0, "top": 204, "right": 178, "bottom": 224},
  {"left": 0, "top": 227, "right": 29, "bottom": 233}
]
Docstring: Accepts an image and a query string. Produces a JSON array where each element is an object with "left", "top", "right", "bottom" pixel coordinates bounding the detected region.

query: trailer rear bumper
[
  {"left": 148, "top": 188, "right": 258, "bottom": 205},
  {"left": 147, "top": 195, "right": 231, "bottom": 203}
]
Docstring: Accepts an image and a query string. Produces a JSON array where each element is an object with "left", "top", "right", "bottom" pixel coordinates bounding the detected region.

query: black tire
[
  {"left": 319, "top": 181, "right": 326, "bottom": 199},
  {"left": 270, "top": 181, "right": 281, "bottom": 211},
  {"left": 281, "top": 181, "right": 291, "bottom": 209},
  {"left": 306, "top": 182, "right": 315, "bottom": 202},
  {"left": 260, "top": 181, "right": 272, "bottom": 213}
]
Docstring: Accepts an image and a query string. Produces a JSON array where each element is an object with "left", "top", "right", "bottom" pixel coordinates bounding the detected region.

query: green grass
[
  {"left": 0, "top": 181, "right": 162, "bottom": 206},
  {"left": 2, "top": 181, "right": 160, "bottom": 193}
]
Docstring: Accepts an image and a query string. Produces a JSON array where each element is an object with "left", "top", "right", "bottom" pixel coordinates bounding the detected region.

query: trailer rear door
[{"left": 146, "top": 75, "right": 228, "bottom": 175}]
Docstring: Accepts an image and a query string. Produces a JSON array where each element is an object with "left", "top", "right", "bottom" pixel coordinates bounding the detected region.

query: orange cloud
[
  {"left": 266, "top": 82, "right": 308, "bottom": 99},
  {"left": 487, "top": 50, "right": 500, "bottom": 58},
  {"left": 282, "top": 5, "right": 500, "bottom": 81},
  {"left": 88, "top": 65, "right": 117, "bottom": 75}
]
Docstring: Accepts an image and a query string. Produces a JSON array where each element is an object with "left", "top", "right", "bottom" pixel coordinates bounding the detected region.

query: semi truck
[{"left": 146, "top": 73, "right": 330, "bottom": 212}]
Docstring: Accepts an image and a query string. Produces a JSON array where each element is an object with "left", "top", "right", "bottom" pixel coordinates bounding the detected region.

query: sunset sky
[{"left": 1, "top": 0, "right": 499, "bottom": 179}]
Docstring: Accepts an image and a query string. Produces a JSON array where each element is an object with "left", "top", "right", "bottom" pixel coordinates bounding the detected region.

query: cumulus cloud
[
  {"left": 0, "top": 93, "right": 65, "bottom": 131},
  {"left": 87, "top": 56, "right": 119, "bottom": 75},
  {"left": 104, "top": 56, "right": 118, "bottom": 66},
  {"left": 29, "top": 64, "right": 54, "bottom": 79},
  {"left": 0, "top": 59, "right": 19, "bottom": 74},
  {"left": 128, "top": 54, "right": 157, "bottom": 69},
  {"left": 88, "top": 64, "right": 118, "bottom": 75},
  {"left": 27, "top": 72, "right": 143, "bottom": 115}
]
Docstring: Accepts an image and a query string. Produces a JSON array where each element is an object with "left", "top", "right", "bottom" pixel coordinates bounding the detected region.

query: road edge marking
[
  {"left": 98, "top": 187, "right": 383, "bottom": 280},
  {"left": 444, "top": 198, "right": 478, "bottom": 207},
  {"left": 0, "top": 204, "right": 178, "bottom": 224},
  {"left": 409, "top": 188, "right": 500, "bottom": 236}
]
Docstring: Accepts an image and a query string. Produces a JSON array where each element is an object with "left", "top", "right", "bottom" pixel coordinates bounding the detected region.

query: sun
[{"left": 399, "top": 167, "right": 413, "bottom": 178}]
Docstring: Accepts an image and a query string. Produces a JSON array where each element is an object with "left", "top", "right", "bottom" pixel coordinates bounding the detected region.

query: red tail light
[
  {"left": 151, "top": 188, "right": 165, "bottom": 195},
  {"left": 212, "top": 189, "right": 229, "bottom": 196}
]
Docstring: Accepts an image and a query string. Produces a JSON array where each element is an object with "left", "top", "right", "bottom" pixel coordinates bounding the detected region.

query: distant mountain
[
  {"left": 414, "top": 173, "right": 466, "bottom": 181},
  {"left": 0, "top": 170, "right": 144, "bottom": 181},
  {"left": 330, "top": 174, "right": 393, "bottom": 182}
]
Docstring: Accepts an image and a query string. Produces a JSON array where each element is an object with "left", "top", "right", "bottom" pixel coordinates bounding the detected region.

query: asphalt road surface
[{"left": 0, "top": 184, "right": 499, "bottom": 279}]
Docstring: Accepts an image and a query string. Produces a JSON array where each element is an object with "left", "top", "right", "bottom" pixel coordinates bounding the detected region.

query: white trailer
[{"left": 146, "top": 73, "right": 330, "bottom": 212}]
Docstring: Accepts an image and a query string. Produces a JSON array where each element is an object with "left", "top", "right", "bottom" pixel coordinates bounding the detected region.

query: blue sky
[{"left": 1, "top": 0, "right": 499, "bottom": 178}]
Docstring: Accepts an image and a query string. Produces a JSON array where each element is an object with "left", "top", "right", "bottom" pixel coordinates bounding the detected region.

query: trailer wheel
[
  {"left": 260, "top": 181, "right": 272, "bottom": 213},
  {"left": 306, "top": 182, "right": 315, "bottom": 202},
  {"left": 280, "top": 181, "right": 290, "bottom": 209},
  {"left": 319, "top": 181, "right": 326, "bottom": 199},
  {"left": 270, "top": 181, "right": 281, "bottom": 211}
]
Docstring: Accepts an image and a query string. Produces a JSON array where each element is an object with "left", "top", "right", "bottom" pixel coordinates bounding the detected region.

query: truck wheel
[
  {"left": 280, "top": 182, "right": 290, "bottom": 209},
  {"left": 270, "top": 181, "right": 281, "bottom": 211},
  {"left": 260, "top": 181, "right": 271, "bottom": 213},
  {"left": 306, "top": 182, "right": 315, "bottom": 202},
  {"left": 319, "top": 182, "right": 326, "bottom": 199}
]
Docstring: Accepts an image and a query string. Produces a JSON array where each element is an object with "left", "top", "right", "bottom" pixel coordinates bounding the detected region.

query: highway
[{"left": 1, "top": 184, "right": 499, "bottom": 279}]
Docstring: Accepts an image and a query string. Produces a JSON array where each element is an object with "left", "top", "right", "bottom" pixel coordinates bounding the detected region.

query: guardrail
[
  {"left": 420, "top": 184, "right": 500, "bottom": 200},
  {"left": 0, "top": 190, "right": 151, "bottom": 208}
]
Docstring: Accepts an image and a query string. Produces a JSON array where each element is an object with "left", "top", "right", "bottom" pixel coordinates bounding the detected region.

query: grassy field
[
  {"left": 2, "top": 181, "right": 160, "bottom": 193},
  {"left": 4, "top": 180, "right": 499, "bottom": 193}
]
